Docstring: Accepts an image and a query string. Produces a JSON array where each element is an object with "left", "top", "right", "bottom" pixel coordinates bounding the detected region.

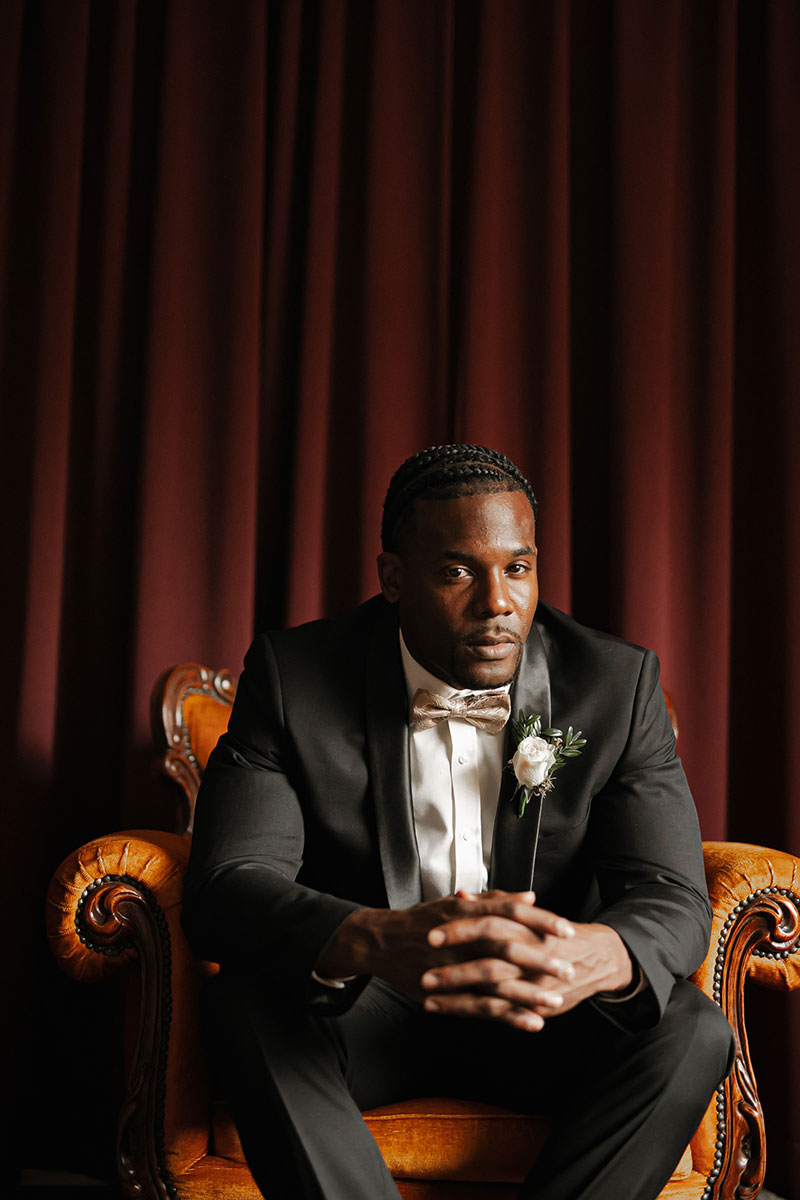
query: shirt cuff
[
  {"left": 311, "top": 969, "right": 358, "bottom": 990},
  {"left": 596, "top": 963, "right": 647, "bottom": 1003}
]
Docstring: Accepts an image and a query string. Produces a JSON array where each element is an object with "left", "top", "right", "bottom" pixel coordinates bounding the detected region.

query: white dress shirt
[{"left": 400, "top": 632, "right": 510, "bottom": 900}]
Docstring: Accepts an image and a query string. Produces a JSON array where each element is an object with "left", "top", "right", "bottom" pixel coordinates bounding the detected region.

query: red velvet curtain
[{"left": 3, "top": 0, "right": 799, "bottom": 1191}]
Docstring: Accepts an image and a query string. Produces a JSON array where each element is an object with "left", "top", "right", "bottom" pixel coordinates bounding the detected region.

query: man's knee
[
  {"left": 662, "top": 980, "right": 735, "bottom": 1090},
  {"left": 204, "top": 965, "right": 343, "bottom": 1093}
]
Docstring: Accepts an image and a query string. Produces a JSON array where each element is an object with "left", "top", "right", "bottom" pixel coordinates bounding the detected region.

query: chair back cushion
[{"left": 151, "top": 663, "right": 237, "bottom": 833}]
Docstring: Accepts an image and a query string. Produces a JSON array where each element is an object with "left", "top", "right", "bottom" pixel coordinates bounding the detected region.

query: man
[{"left": 182, "top": 443, "right": 733, "bottom": 1200}]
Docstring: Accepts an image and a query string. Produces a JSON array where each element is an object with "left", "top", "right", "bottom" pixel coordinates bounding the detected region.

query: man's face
[{"left": 377, "top": 489, "right": 539, "bottom": 690}]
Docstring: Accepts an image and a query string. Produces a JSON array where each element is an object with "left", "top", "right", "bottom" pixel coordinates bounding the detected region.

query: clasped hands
[{"left": 317, "top": 890, "right": 633, "bottom": 1032}]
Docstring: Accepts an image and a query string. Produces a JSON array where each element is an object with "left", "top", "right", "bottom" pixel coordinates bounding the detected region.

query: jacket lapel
[
  {"left": 365, "top": 603, "right": 423, "bottom": 909},
  {"left": 489, "top": 617, "right": 552, "bottom": 891}
]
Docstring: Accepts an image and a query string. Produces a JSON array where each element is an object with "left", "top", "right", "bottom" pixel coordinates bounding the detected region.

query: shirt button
[
  {"left": 462, "top": 832, "right": 469, "bottom": 841},
  {"left": 457, "top": 753, "right": 468, "bottom": 765}
]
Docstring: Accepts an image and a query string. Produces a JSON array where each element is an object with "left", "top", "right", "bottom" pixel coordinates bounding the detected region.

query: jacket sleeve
[
  {"left": 588, "top": 649, "right": 712, "bottom": 1023},
  {"left": 181, "top": 634, "right": 368, "bottom": 1014}
]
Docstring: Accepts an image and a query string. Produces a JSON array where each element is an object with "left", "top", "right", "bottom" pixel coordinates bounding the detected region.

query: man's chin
[{"left": 452, "top": 648, "right": 521, "bottom": 690}]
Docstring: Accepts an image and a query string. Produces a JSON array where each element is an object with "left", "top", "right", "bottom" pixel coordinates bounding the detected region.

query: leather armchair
[{"left": 46, "top": 663, "right": 800, "bottom": 1200}]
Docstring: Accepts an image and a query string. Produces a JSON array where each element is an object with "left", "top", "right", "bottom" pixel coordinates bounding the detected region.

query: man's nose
[{"left": 473, "top": 570, "right": 513, "bottom": 617}]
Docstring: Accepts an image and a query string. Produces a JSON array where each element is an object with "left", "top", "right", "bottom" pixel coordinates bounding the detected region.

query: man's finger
[
  {"left": 499, "top": 901, "right": 574, "bottom": 937},
  {"left": 476, "top": 889, "right": 537, "bottom": 905},
  {"left": 499, "top": 1009, "right": 545, "bottom": 1032},
  {"left": 422, "top": 946, "right": 575, "bottom": 988},
  {"left": 489, "top": 977, "right": 565, "bottom": 1011},
  {"left": 423, "top": 992, "right": 545, "bottom": 1031},
  {"left": 422, "top": 958, "right": 521, "bottom": 990},
  {"left": 428, "top": 908, "right": 572, "bottom": 948},
  {"left": 422, "top": 962, "right": 566, "bottom": 1010}
]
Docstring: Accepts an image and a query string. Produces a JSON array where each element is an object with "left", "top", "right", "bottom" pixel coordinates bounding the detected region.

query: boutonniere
[{"left": 508, "top": 711, "right": 587, "bottom": 818}]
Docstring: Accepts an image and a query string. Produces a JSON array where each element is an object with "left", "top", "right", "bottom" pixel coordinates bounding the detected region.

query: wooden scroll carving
[
  {"left": 151, "top": 662, "right": 237, "bottom": 835},
  {"left": 704, "top": 887, "right": 800, "bottom": 1200},
  {"left": 77, "top": 875, "right": 176, "bottom": 1200}
]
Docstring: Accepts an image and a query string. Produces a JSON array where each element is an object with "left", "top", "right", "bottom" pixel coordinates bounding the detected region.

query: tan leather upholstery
[
  {"left": 211, "top": 1095, "right": 693, "bottom": 1183},
  {"left": 183, "top": 692, "right": 232, "bottom": 775},
  {"left": 46, "top": 665, "right": 800, "bottom": 1200}
]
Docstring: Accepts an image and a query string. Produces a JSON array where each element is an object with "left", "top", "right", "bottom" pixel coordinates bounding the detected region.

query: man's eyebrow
[{"left": 438, "top": 545, "right": 535, "bottom": 560}]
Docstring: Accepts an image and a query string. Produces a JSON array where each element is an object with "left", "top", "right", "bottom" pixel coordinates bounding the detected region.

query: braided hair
[{"left": 381, "top": 444, "right": 538, "bottom": 552}]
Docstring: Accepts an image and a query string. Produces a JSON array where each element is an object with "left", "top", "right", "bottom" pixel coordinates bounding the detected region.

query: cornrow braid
[{"left": 381, "top": 444, "right": 538, "bottom": 551}]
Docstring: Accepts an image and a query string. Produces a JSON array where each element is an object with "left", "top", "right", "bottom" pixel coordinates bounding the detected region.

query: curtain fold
[{"left": 2, "top": 0, "right": 798, "bottom": 1190}]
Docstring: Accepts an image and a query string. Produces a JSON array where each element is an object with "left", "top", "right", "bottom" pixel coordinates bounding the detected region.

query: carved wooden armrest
[
  {"left": 689, "top": 842, "right": 800, "bottom": 1199},
  {"left": 46, "top": 830, "right": 190, "bottom": 979},
  {"left": 46, "top": 831, "right": 214, "bottom": 1198}
]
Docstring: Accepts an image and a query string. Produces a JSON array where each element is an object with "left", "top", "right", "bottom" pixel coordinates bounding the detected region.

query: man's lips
[
  {"left": 468, "top": 643, "right": 515, "bottom": 659},
  {"left": 463, "top": 634, "right": 521, "bottom": 660}
]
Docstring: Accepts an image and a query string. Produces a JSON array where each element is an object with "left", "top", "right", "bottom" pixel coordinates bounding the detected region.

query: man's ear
[{"left": 377, "top": 552, "right": 402, "bottom": 603}]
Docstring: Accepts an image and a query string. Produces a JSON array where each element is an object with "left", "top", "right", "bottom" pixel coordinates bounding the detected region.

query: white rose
[{"left": 512, "top": 735, "right": 557, "bottom": 788}]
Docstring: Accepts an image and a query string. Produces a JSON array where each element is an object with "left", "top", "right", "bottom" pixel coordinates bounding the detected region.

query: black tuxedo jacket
[{"left": 182, "top": 596, "right": 711, "bottom": 1022}]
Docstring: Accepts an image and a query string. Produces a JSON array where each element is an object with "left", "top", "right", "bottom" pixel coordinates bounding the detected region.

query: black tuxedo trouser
[{"left": 206, "top": 970, "right": 734, "bottom": 1200}]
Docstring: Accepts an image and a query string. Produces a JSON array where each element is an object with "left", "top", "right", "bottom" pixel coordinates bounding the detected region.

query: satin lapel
[
  {"left": 366, "top": 605, "right": 423, "bottom": 909},
  {"left": 489, "top": 618, "right": 552, "bottom": 891}
]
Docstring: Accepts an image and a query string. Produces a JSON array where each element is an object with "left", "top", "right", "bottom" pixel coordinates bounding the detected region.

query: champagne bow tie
[{"left": 410, "top": 688, "right": 511, "bottom": 735}]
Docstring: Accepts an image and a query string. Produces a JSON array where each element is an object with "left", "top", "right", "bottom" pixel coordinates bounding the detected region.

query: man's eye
[
  {"left": 443, "top": 566, "right": 470, "bottom": 579},
  {"left": 506, "top": 563, "right": 530, "bottom": 575}
]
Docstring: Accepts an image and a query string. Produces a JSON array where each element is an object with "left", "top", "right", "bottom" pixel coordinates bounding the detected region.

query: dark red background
[{"left": 2, "top": 1, "right": 799, "bottom": 1193}]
